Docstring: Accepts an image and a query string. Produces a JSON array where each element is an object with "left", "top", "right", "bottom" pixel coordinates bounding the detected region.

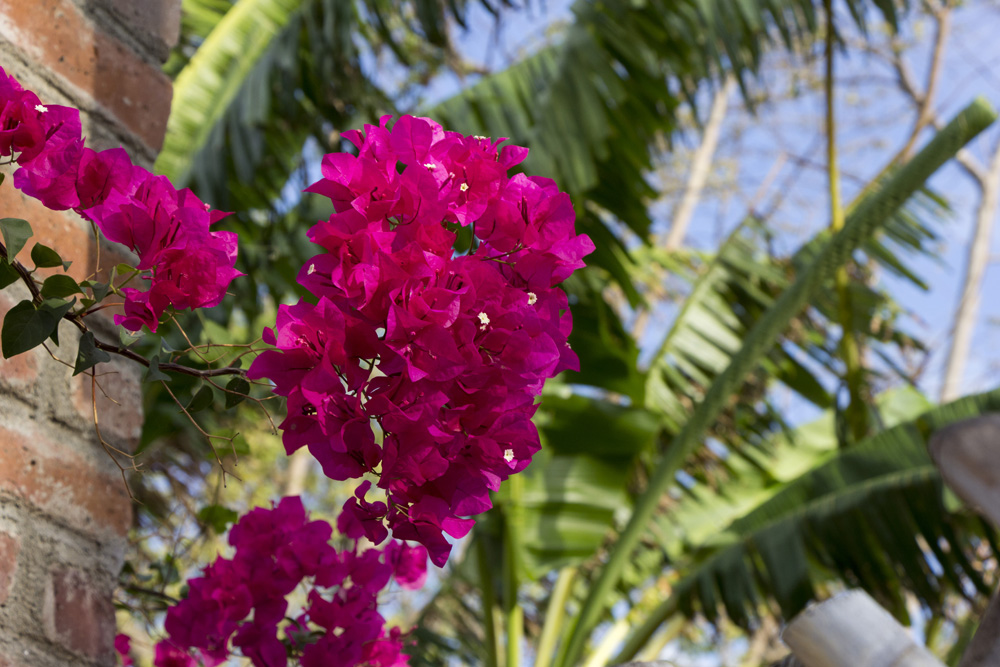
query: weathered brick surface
[
  {"left": 0, "top": 531, "right": 19, "bottom": 605},
  {"left": 89, "top": 0, "right": 182, "bottom": 61},
  {"left": 0, "top": 1, "right": 177, "bottom": 663},
  {"left": 0, "top": 424, "right": 131, "bottom": 538},
  {"left": 0, "top": 0, "right": 174, "bottom": 150},
  {"left": 44, "top": 566, "right": 116, "bottom": 661}
]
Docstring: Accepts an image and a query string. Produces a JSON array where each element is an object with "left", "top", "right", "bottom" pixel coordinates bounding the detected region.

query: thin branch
[
  {"left": 91, "top": 369, "right": 141, "bottom": 500},
  {"left": 939, "top": 139, "right": 1000, "bottom": 402}
]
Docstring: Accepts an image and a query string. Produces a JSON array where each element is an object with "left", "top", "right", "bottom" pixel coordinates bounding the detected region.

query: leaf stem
[
  {"left": 476, "top": 535, "right": 503, "bottom": 667},
  {"left": 824, "top": 0, "right": 867, "bottom": 444},
  {"left": 534, "top": 567, "right": 577, "bottom": 667},
  {"left": 504, "top": 472, "right": 524, "bottom": 667}
]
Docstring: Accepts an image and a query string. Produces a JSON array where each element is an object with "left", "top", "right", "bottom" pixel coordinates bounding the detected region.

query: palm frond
[{"left": 615, "top": 387, "right": 1000, "bottom": 661}]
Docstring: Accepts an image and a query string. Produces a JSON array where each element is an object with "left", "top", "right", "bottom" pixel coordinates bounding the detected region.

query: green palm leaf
[
  {"left": 556, "top": 99, "right": 995, "bottom": 667},
  {"left": 615, "top": 387, "right": 1000, "bottom": 662},
  {"left": 157, "top": 0, "right": 309, "bottom": 186}
]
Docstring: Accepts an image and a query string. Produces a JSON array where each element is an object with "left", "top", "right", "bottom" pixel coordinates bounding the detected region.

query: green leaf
[
  {"left": 186, "top": 385, "right": 215, "bottom": 413},
  {"left": 0, "top": 259, "right": 18, "bottom": 289},
  {"left": 225, "top": 377, "right": 250, "bottom": 408},
  {"left": 30, "top": 243, "right": 68, "bottom": 270},
  {"left": 40, "top": 274, "right": 82, "bottom": 299},
  {"left": 73, "top": 331, "right": 111, "bottom": 376},
  {"left": 80, "top": 279, "right": 110, "bottom": 302},
  {"left": 197, "top": 504, "right": 238, "bottom": 533},
  {"left": 0, "top": 218, "right": 32, "bottom": 261},
  {"left": 144, "top": 356, "right": 171, "bottom": 383},
  {"left": 39, "top": 298, "right": 75, "bottom": 347},
  {"left": 1, "top": 300, "right": 59, "bottom": 358},
  {"left": 119, "top": 327, "right": 143, "bottom": 347}
]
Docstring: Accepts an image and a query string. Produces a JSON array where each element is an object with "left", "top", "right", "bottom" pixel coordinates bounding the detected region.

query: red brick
[
  {"left": 0, "top": 0, "right": 174, "bottom": 150},
  {"left": 0, "top": 531, "right": 19, "bottom": 604},
  {"left": 0, "top": 424, "right": 131, "bottom": 537},
  {"left": 45, "top": 566, "right": 115, "bottom": 661}
]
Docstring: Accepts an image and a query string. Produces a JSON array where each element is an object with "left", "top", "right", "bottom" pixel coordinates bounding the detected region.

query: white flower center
[
  {"left": 423, "top": 162, "right": 435, "bottom": 170},
  {"left": 307, "top": 264, "right": 316, "bottom": 275},
  {"left": 478, "top": 312, "right": 490, "bottom": 329},
  {"left": 35, "top": 104, "right": 47, "bottom": 113},
  {"left": 527, "top": 292, "right": 537, "bottom": 305},
  {"left": 459, "top": 183, "right": 469, "bottom": 192},
  {"left": 503, "top": 448, "right": 514, "bottom": 463}
]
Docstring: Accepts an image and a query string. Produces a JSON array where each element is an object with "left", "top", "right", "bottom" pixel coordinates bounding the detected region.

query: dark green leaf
[
  {"left": 30, "top": 243, "right": 68, "bottom": 270},
  {"left": 73, "top": 330, "right": 111, "bottom": 376},
  {"left": 0, "top": 259, "right": 18, "bottom": 289},
  {"left": 197, "top": 504, "right": 238, "bottom": 533},
  {"left": 1, "top": 300, "right": 58, "bottom": 358},
  {"left": 38, "top": 298, "right": 75, "bottom": 347},
  {"left": 144, "top": 356, "right": 171, "bottom": 383},
  {"left": 225, "top": 377, "right": 250, "bottom": 408},
  {"left": 186, "top": 386, "right": 215, "bottom": 413},
  {"left": 0, "top": 218, "right": 32, "bottom": 262},
  {"left": 41, "top": 274, "right": 82, "bottom": 299},
  {"left": 80, "top": 279, "right": 110, "bottom": 302}
]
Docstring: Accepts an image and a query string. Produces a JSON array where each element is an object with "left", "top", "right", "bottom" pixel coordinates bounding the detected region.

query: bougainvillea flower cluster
[
  {"left": 155, "top": 497, "right": 425, "bottom": 667},
  {"left": 0, "top": 66, "right": 240, "bottom": 332},
  {"left": 249, "top": 115, "right": 594, "bottom": 565}
]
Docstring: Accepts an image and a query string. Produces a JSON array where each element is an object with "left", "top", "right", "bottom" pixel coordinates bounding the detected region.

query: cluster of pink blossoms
[
  {"left": 0, "top": 67, "right": 240, "bottom": 332},
  {"left": 153, "top": 497, "right": 426, "bottom": 667},
  {"left": 248, "top": 115, "right": 594, "bottom": 565}
]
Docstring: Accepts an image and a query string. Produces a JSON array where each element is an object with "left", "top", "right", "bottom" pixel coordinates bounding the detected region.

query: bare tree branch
[
  {"left": 940, "top": 140, "right": 1000, "bottom": 402},
  {"left": 661, "top": 75, "right": 735, "bottom": 251}
]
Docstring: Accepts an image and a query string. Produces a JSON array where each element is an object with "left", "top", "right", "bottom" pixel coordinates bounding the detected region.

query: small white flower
[
  {"left": 503, "top": 448, "right": 514, "bottom": 463},
  {"left": 459, "top": 183, "right": 469, "bottom": 192},
  {"left": 423, "top": 162, "right": 435, "bottom": 170},
  {"left": 474, "top": 135, "right": 487, "bottom": 140},
  {"left": 478, "top": 312, "right": 490, "bottom": 328},
  {"left": 307, "top": 264, "right": 316, "bottom": 275},
  {"left": 527, "top": 292, "right": 537, "bottom": 305},
  {"left": 34, "top": 104, "right": 47, "bottom": 113}
]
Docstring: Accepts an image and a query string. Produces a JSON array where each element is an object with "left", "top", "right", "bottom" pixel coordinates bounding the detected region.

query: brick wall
[{"left": 0, "top": 2, "right": 180, "bottom": 665}]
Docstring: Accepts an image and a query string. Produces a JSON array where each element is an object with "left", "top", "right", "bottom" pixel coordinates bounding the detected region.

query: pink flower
[
  {"left": 114, "top": 634, "right": 134, "bottom": 667},
  {"left": 0, "top": 66, "right": 242, "bottom": 333},
  {"left": 158, "top": 498, "right": 414, "bottom": 667},
  {"left": 250, "top": 115, "right": 593, "bottom": 565},
  {"left": 387, "top": 542, "right": 428, "bottom": 590}
]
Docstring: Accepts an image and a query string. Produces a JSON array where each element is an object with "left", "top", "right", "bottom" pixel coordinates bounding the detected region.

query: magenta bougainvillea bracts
[
  {"left": 0, "top": 66, "right": 240, "bottom": 332},
  {"left": 154, "top": 497, "right": 425, "bottom": 666},
  {"left": 248, "top": 115, "right": 594, "bottom": 566}
]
